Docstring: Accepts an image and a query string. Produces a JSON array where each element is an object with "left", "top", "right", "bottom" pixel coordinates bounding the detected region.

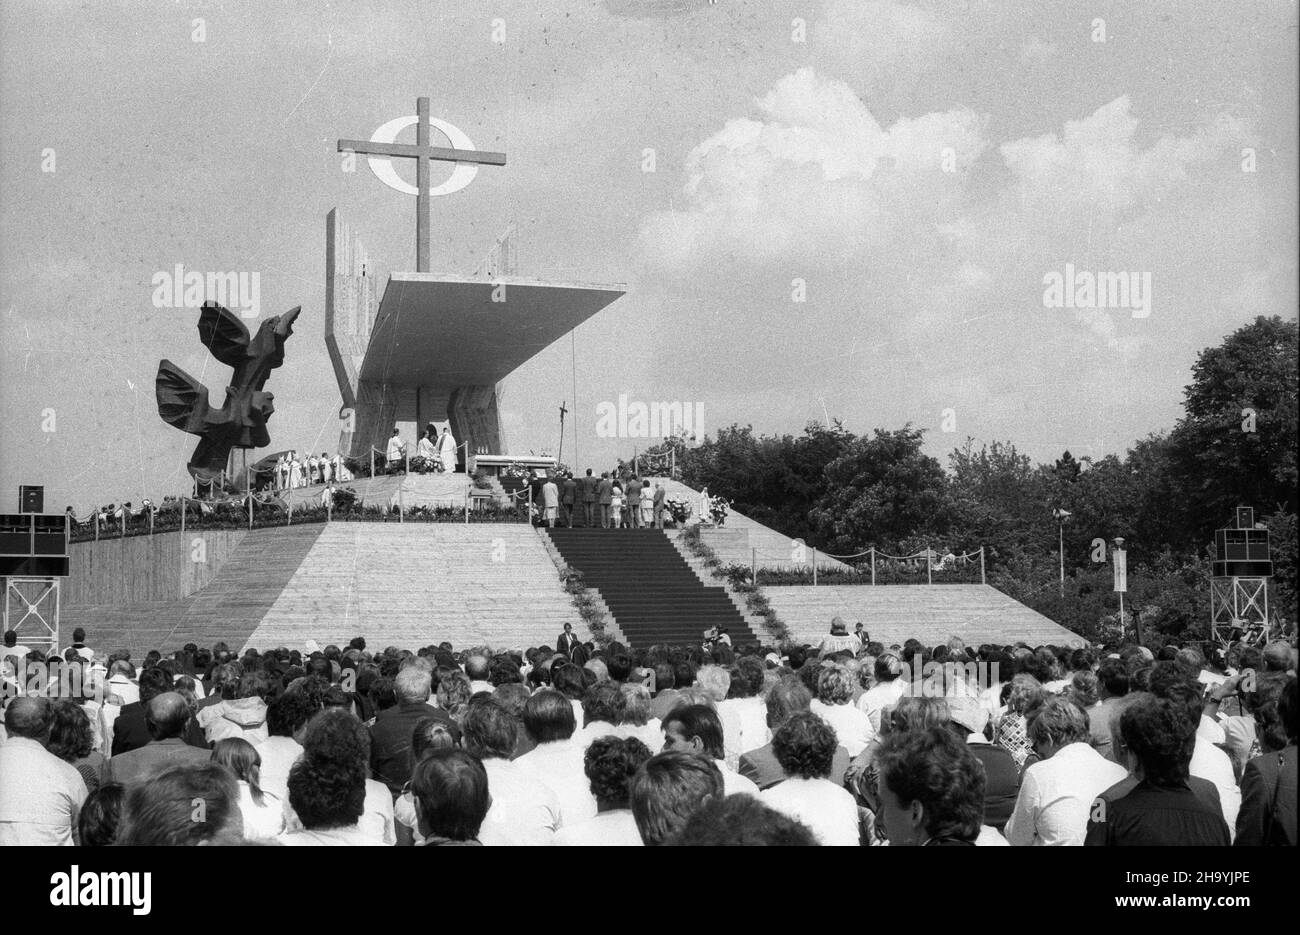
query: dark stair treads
[{"left": 546, "top": 527, "right": 757, "bottom": 649}]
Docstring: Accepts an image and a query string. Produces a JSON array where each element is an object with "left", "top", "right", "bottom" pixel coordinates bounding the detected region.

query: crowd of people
[
  {"left": 526, "top": 469, "right": 670, "bottom": 529},
  {"left": 271, "top": 450, "right": 352, "bottom": 490},
  {"left": 0, "top": 623, "right": 1295, "bottom": 846}
]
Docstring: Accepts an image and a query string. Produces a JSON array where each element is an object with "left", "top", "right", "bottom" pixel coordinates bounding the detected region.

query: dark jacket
[
  {"left": 107, "top": 737, "right": 213, "bottom": 787},
  {"left": 579, "top": 475, "right": 599, "bottom": 503},
  {"left": 597, "top": 479, "right": 613, "bottom": 505},
  {"left": 369, "top": 701, "right": 457, "bottom": 796},
  {"left": 739, "top": 742, "right": 851, "bottom": 791},
  {"left": 1236, "top": 745, "right": 1297, "bottom": 846},
  {"left": 561, "top": 478, "right": 578, "bottom": 504}
]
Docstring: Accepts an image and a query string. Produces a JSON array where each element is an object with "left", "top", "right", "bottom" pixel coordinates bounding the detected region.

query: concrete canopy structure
[{"left": 326, "top": 209, "right": 624, "bottom": 465}]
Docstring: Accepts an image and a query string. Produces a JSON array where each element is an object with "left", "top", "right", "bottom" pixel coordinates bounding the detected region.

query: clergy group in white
[
  {"left": 273, "top": 451, "right": 353, "bottom": 490},
  {"left": 413, "top": 423, "right": 459, "bottom": 473}
]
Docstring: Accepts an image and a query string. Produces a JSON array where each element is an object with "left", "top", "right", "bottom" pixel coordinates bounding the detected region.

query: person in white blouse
[
  {"left": 759, "top": 711, "right": 860, "bottom": 846},
  {"left": 811, "top": 664, "right": 876, "bottom": 757},
  {"left": 212, "top": 737, "right": 285, "bottom": 841},
  {"left": 857, "top": 651, "right": 909, "bottom": 734},
  {"left": 1005, "top": 698, "right": 1127, "bottom": 846},
  {"left": 462, "top": 697, "right": 561, "bottom": 845},
  {"left": 555, "top": 735, "right": 653, "bottom": 846}
]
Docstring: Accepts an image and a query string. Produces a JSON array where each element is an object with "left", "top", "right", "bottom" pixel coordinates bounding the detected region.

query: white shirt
[
  {"left": 279, "top": 824, "right": 386, "bottom": 846},
  {"left": 811, "top": 699, "right": 876, "bottom": 757},
  {"left": 106, "top": 674, "right": 139, "bottom": 706},
  {"left": 478, "top": 757, "right": 562, "bottom": 846},
  {"left": 254, "top": 735, "right": 303, "bottom": 808},
  {"left": 238, "top": 781, "right": 286, "bottom": 841},
  {"left": 718, "top": 697, "right": 768, "bottom": 763},
  {"left": 1191, "top": 736, "right": 1240, "bottom": 836},
  {"left": 717, "top": 758, "right": 760, "bottom": 797},
  {"left": 0, "top": 736, "right": 88, "bottom": 846},
  {"left": 857, "top": 679, "right": 908, "bottom": 734},
  {"left": 760, "top": 776, "right": 859, "bottom": 846},
  {"left": 386, "top": 436, "right": 406, "bottom": 461},
  {"left": 553, "top": 809, "right": 643, "bottom": 846},
  {"left": 361, "top": 779, "right": 396, "bottom": 845},
  {"left": 517, "top": 738, "right": 597, "bottom": 828},
  {"left": 1005, "top": 742, "right": 1128, "bottom": 846}
]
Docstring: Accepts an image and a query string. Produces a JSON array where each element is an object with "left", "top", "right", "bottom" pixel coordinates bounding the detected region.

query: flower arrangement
[
  {"left": 708, "top": 496, "right": 730, "bottom": 527},
  {"left": 665, "top": 496, "right": 692, "bottom": 526}
]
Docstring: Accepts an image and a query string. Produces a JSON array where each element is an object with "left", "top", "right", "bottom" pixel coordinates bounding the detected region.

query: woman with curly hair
[
  {"left": 810, "top": 664, "right": 875, "bottom": 757},
  {"left": 47, "top": 699, "right": 107, "bottom": 792},
  {"left": 758, "top": 711, "right": 860, "bottom": 846},
  {"left": 876, "top": 727, "right": 986, "bottom": 846},
  {"left": 555, "top": 735, "right": 653, "bottom": 846},
  {"left": 280, "top": 708, "right": 392, "bottom": 846}
]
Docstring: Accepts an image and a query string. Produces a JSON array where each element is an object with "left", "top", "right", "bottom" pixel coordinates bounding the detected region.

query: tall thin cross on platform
[
  {"left": 338, "top": 97, "right": 507, "bottom": 272},
  {"left": 557, "top": 400, "right": 568, "bottom": 466}
]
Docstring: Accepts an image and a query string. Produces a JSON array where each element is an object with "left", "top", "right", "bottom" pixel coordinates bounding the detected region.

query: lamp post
[{"left": 1053, "top": 508, "right": 1072, "bottom": 597}]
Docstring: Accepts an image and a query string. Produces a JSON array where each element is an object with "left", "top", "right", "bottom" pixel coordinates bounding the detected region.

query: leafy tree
[
  {"left": 809, "top": 426, "right": 951, "bottom": 554},
  {"left": 1168, "top": 315, "right": 1299, "bottom": 541}
]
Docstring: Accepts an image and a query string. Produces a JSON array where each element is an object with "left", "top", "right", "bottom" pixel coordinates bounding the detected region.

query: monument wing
[
  {"left": 196, "top": 301, "right": 252, "bottom": 366},
  {"left": 155, "top": 360, "right": 212, "bottom": 434}
]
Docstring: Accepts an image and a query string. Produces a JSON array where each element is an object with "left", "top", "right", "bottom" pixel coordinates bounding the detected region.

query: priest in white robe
[
  {"left": 437, "top": 426, "right": 458, "bottom": 473},
  {"left": 417, "top": 428, "right": 438, "bottom": 469}
]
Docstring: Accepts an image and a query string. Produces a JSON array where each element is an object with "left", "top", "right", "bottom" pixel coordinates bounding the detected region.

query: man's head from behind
[
  {"left": 465, "top": 654, "right": 490, "bottom": 682},
  {"left": 395, "top": 665, "right": 432, "bottom": 705},
  {"left": 764, "top": 676, "right": 812, "bottom": 731},
  {"left": 137, "top": 665, "right": 174, "bottom": 705},
  {"left": 4, "top": 696, "right": 53, "bottom": 741},
  {"left": 461, "top": 697, "right": 518, "bottom": 761},
  {"left": 116, "top": 763, "right": 242, "bottom": 845},
  {"left": 145, "top": 692, "right": 192, "bottom": 741},
  {"left": 1263, "top": 640, "right": 1294, "bottom": 673},
  {"left": 1119, "top": 695, "right": 1195, "bottom": 786},
  {"left": 668, "top": 793, "right": 818, "bottom": 846},
  {"left": 522, "top": 689, "right": 576, "bottom": 744},
  {"left": 629, "top": 750, "right": 723, "bottom": 846}
]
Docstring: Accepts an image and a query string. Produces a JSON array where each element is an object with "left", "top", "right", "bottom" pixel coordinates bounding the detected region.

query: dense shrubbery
[{"left": 639, "top": 317, "right": 1299, "bottom": 643}]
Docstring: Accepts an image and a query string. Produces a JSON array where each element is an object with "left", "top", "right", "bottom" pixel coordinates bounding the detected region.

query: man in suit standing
[
  {"left": 557, "top": 623, "right": 580, "bottom": 659},
  {"left": 580, "top": 469, "right": 598, "bottom": 527},
  {"left": 108, "top": 693, "right": 213, "bottom": 788},
  {"left": 561, "top": 472, "right": 578, "bottom": 527},
  {"left": 597, "top": 472, "right": 614, "bottom": 528},
  {"left": 541, "top": 474, "right": 560, "bottom": 528},
  {"left": 653, "top": 482, "right": 667, "bottom": 529},
  {"left": 625, "top": 475, "right": 642, "bottom": 528}
]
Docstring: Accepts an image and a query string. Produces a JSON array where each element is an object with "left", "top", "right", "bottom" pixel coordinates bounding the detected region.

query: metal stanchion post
[
  {"left": 926, "top": 544, "right": 932, "bottom": 585},
  {"left": 813, "top": 548, "right": 817, "bottom": 586},
  {"left": 980, "top": 547, "right": 985, "bottom": 584},
  {"left": 871, "top": 549, "right": 875, "bottom": 586}
]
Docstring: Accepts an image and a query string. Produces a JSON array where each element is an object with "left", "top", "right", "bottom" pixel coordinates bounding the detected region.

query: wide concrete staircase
[
  {"left": 242, "top": 524, "right": 578, "bottom": 651},
  {"left": 64, "top": 523, "right": 582, "bottom": 657},
  {"left": 763, "top": 584, "right": 1079, "bottom": 649},
  {"left": 546, "top": 528, "right": 758, "bottom": 647}
]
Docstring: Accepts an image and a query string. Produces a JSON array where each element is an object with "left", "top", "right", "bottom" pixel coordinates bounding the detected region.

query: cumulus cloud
[
  {"left": 998, "top": 96, "right": 1249, "bottom": 221},
  {"left": 639, "top": 68, "right": 986, "bottom": 270}
]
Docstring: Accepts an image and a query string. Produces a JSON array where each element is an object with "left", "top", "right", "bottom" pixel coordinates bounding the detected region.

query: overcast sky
[{"left": 1, "top": 0, "right": 1296, "bottom": 511}]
